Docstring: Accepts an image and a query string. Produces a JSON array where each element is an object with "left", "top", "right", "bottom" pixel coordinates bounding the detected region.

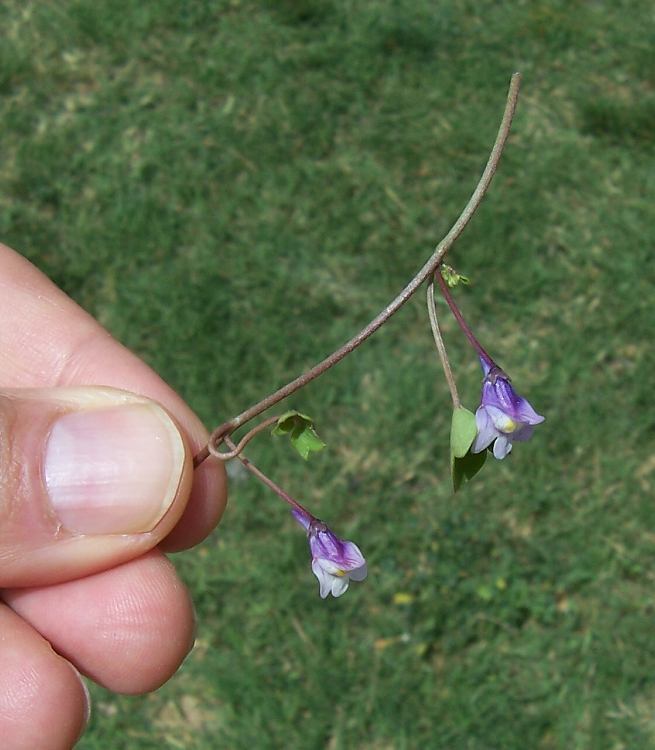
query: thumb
[{"left": 0, "top": 386, "right": 192, "bottom": 588}]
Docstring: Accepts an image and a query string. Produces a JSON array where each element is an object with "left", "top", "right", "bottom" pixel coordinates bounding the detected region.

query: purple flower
[
  {"left": 472, "top": 358, "right": 544, "bottom": 460},
  {"left": 292, "top": 509, "right": 367, "bottom": 599}
]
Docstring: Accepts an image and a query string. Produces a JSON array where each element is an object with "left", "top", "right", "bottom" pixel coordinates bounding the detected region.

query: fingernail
[{"left": 44, "top": 403, "right": 185, "bottom": 534}]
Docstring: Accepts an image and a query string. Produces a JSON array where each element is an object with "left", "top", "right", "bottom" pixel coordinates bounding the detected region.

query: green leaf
[
  {"left": 452, "top": 448, "right": 487, "bottom": 493},
  {"left": 440, "top": 264, "right": 470, "bottom": 288},
  {"left": 450, "top": 407, "right": 486, "bottom": 492},
  {"left": 450, "top": 407, "right": 477, "bottom": 458},
  {"left": 271, "top": 410, "right": 303, "bottom": 435},
  {"left": 272, "top": 410, "right": 326, "bottom": 460}
]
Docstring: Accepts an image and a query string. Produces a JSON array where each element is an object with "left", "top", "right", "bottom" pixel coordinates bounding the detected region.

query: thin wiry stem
[
  {"left": 205, "top": 415, "right": 280, "bottom": 463},
  {"left": 427, "top": 276, "right": 460, "bottom": 409},
  {"left": 194, "top": 73, "right": 521, "bottom": 467},
  {"left": 225, "top": 436, "right": 316, "bottom": 519},
  {"left": 435, "top": 270, "right": 495, "bottom": 367}
]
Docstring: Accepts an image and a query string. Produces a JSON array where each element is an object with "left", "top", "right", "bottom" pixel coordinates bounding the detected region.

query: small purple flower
[
  {"left": 472, "top": 358, "right": 544, "bottom": 460},
  {"left": 292, "top": 509, "right": 367, "bottom": 599}
]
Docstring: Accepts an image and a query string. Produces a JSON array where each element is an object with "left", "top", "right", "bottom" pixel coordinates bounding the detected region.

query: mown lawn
[{"left": 1, "top": 1, "right": 654, "bottom": 748}]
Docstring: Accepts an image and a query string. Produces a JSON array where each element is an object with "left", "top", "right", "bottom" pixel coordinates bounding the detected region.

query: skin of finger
[
  {"left": 2, "top": 550, "right": 196, "bottom": 694},
  {"left": 0, "top": 603, "right": 88, "bottom": 750},
  {"left": 0, "top": 242, "right": 227, "bottom": 550},
  {"left": 0, "top": 387, "right": 197, "bottom": 588}
]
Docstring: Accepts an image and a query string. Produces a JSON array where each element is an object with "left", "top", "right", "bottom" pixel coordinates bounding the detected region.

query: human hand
[{"left": 0, "top": 243, "right": 227, "bottom": 749}]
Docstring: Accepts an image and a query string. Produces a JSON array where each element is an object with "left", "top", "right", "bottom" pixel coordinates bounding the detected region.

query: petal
[
  {"left": 348, "top": 563, "right": 368, "bottom": 582},
  {"left": 480, "top": 380, "right": 503, "bottom": 411},
  {"left": 492, "top": 436, "right": 513, "bottom": 459},
  {"left": 512, "top": 424, "right": 534, "bottom": 443},
  {"left": 484, "top": 375, "right": 544, "bottom": 426},
  {"left": 310, "top": 527, "right": 343, "bottom": 561},
  {"left": 311, "top": 559, "right": 333, "bottom": 599},
  {"left": 514, "top": 396, "right": 545, "bottom": 425},
  {"left": 488, "top": 377, "right": 518, "bottom": 414},
  {"left": 338, "top": 540, "right": 366, "bottom": 571},
  {"left": 314, "top": 557, "right": 344, "bottom": 577},
  {"left": 472, "top": 407, "right": 497, "bottom": 453},
  {"left": 330, "top": 577, "right": 350, "bottom": 598},
  {"left": 310, "top": 528, "right": 366, "bottom": 573},
  {"left": 485, "top": 404, "right": 519, "bottom": 434}
]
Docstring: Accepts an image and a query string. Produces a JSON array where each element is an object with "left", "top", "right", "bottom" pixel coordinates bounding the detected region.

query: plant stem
[
  {"left": 202, "top": 415, "right": 280, "bottom": 464},
  {"left": 435, "top": 271, "right": 494, "bottom": 367},
  {"left": 427, "top": 277, "right": 460, "bottom": 408},
  {"left": 225, "top": 436, "right": 316, "bottom": 519},
  {"left": 194, "top": 73, "right": 521, "bottom": 467}
]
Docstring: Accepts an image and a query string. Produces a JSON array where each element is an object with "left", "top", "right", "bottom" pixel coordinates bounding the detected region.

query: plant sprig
[
  {"left": 194, "top": 72, "right": 522, "bottom": 468},
  {"left": 189, "top": 72, "right": 548, "bottom": 600}
]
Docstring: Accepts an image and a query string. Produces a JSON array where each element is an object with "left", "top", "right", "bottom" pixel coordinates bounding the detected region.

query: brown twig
[
  {"left": 205, "top": 415, "right": 281, "bottom": 462},
  {"left": 194, "top": 73, "right": 522, "bottom": 468}
]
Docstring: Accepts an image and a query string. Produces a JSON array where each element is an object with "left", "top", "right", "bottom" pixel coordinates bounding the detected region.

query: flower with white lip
[
  {"left": 472, "top": 357, "right": 544, "bottom": 459},
  {"left": 292, "top": 509, "right": 367, "bottom": 598}
]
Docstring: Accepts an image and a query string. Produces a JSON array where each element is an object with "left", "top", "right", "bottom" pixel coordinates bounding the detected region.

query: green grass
[{"left": 2, "top": 1, "right": 655, "bottom": 748}]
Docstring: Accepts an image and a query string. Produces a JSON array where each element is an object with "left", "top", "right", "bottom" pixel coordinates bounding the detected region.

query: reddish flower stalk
[
  {"left": 435, "top": 269, "right": 495, "bottom": 367},
  {"left": 224, "top": 436, "right": 316, "bottom": 520}
]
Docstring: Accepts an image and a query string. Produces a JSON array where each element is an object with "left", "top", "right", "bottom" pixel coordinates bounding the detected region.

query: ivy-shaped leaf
[
  {"left": 272, "top": 410, "right": 326, "bottom": 460},
  {"left": 450, "top": 406, "right": 486, "bottom": 492}
]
